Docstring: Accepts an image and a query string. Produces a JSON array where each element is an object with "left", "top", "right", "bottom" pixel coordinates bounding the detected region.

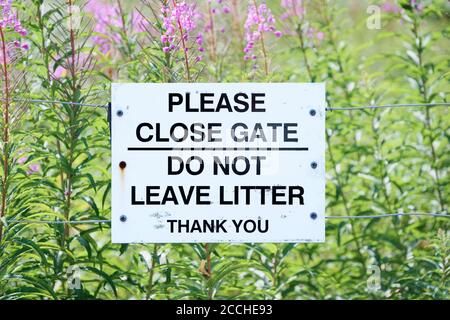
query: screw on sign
[{"left": 111, "top": 83, "right": 326, "bottom": 243}]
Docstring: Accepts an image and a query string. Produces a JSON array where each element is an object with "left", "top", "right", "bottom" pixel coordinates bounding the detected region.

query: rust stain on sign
[{"left": 119, "top": 161, "right": 126, "bottom": 193}]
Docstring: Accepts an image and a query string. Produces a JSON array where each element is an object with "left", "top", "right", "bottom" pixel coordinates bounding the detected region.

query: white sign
[{"left": 111, "top": 83, "right": 325, "bottom": 243}]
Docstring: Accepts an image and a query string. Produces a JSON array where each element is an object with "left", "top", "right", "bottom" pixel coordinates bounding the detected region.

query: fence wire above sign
[{"left": 111, "top": 83, "right": 326, "bottom": 243}]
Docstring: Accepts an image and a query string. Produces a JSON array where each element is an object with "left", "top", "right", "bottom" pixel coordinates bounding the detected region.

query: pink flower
[
  {"left": 243, "top": 3, "right": 281, "bottom": 60},
  {"left": 381, "top": 2, "right": 402, "bottom": 14},
  {"left": 316, "top": 31, "right": 324, "bottom": 41},
  {"left": 196, "top": 33, "right": 203, "bottom": 46},
  {"left": 161, "top": 2, "right": 198, "bottom": 36},
  {"left": 160, "top": 1, "right": 203, "bottom": 61},
  {"left": 50, "top": 53, "right": 90, "bottom": 79},
  {"left": 18, "top": 156, "right": 27, "bottom": 164},
  {"left": 279, "top": 0, "right": 315, "bottom": 37},
  {"left": 27, "top": 164, "right": 40, "bottom": 174},
  {"left": 410, "top": 0, "right": 425, "bottom": 12},
  {"left": 281, "top": 0, "right": 305, "bottom": 20},
  {"left": 53, "top": 65, "right": 66, "bottom": 79},
  {"left": 305, "top": 27, "right": 324, "bottom": 42},
  {"left": 131, "top": 10, "right": 147, "bottom": 33},
  {"left": 85, "top": 0, "right": 147, "bottom": 54},
  {"left": 0, "top": 0, "right": 29, "bottom": 52}
]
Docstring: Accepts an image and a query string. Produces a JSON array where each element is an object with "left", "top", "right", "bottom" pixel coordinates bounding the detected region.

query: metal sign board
[{"left": 111, "top": 83, "right": 325, "bottom": 243}]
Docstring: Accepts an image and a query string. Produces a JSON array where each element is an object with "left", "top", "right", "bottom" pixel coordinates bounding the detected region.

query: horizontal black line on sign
[{"left": 127, "top": 147, "right": 309, "bottom": 151}]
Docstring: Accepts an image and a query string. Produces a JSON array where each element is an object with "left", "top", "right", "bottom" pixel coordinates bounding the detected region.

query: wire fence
[
  {"left": 3, "top": 213, "right": 448, "bottom": 225},
  {"left": 0, "top": 99, "right": 448, "bottom": 226},
  {"left": 2, "top": 98, "right": 108, "bottom": 109},
  {"left": 326, "top": 102, "right": 450, "bottom": 111},
  {"left": 3, "top": 98, "right": 450, "bottom": 111}
]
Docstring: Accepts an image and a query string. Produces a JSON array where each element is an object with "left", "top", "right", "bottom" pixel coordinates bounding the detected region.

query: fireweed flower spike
[
  {"left": 409, "top": 0, "right": 425, "bottom": 13},
  {"left": 279, "top": 0, "right": 304, "bottom": 38},
  {"left": 280, "top": 1, "right": 324, "bottom": 49},
  {"left": 306, "top": 27, "right": 325, "bottom": 43},
  {"left": 278, "top": 0, "right": 324, "bottom": 81},
  {"left": 280, "top": 0, "right": 324, "bottom": 39},
  {"left": 281, "top": 0, "right": 305, "bottom": 20},
  {"left": 244, "top": 1, "right": 281, "bottom": 75},
  {"left": 204, "top": 0, "right": 231, "bottom": 61},
  {"left": 85, "top": 0, "right": 147, "bottom": 55},
  {"left": 381, "top": 0, "right": 427, "bottom": 26},
  {"left": 0, "top": 0, "right": 29, "bottom": 55},
  {"left": 0, "top": 0, "right": 29, "bottom": 242},
  {"left": 381, "top": 2, "right": 403, "bottom": 14},
  {"left": 280, "top": 0, "right": 321, "bottom": 39},
  {"left": 161, "top": 1, "right": 203, "bottom": 81},
  {"left": 384, "top": 0, "right": 426, "bottom": 15}
]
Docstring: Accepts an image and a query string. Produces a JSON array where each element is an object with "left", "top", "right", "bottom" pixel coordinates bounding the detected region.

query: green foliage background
[{"left": 0, "top": 0, "right": 448, "bottom": 299}]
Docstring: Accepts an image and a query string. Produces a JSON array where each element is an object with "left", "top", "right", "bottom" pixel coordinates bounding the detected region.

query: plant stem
[
  {"left": 370, "top": 112, "right": 403, "bottom": 239},
  {"left": 146, "top": 244, "right": 158, "bottom": 299},
  {"left": 172, "top": 0, "right": 191, "bottom": 82},
  {"left": 0, "top": 27, "right": 10, "bottom": 242},
  {"left": 293, "top": 0, "right": 314, "bottom": 80},
  {"left": 296, "top": 19, "right": 314, "bottom": 81},
  {"left": 37, "top": 4, "right": 67, "bottom": 243},
  {"left": 68, "top": 0, "right": 77, "bottom": 90},
  {"left": 37, "top": 6, "right": 51, "bottom": 82},
  {"left": 62, "top": 0, "right": 78, "bottom": 246},
  {"left": 230, "top": 0, "right": 245, "bottom": 68},
  {"left": 326, "top": 131, "right": 365, "bottom": 268},
  {"left": 230, "top": 2, "right": 243, "bottom": 42},
  {"left": 117, "top": 0, "right": 133, "bottom": 57},
  {"left": 307, "top": 2, "right": 366, "bottom": 272},
  {"left": 252, "top": 0, "right": 269, "bottom": 76},
  {"left": 411, "top": 19, "right": 446, "bottom": 213},
  {"left": 204, "top": 243, "right": 213, "bottom": 299},
  {"left": 207, "top": 1, "right": 217, "bottom": 62},
  {"left": 271, "top": 245, "right": 279, "bottom": 288}
]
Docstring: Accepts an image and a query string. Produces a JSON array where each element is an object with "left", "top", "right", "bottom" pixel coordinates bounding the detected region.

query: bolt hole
[
  {"left": 309, "top": 109, "right": 316, "bottom": 116},
  {"left": 120, "top": 215, "right": 127, "bottom": 222},
  {"left": 310, "top": 212, "right": 318, "bottom": 220},
  {"left": 311, "top": 161, "right": 318, "bottom": 169},
  {"left": 116, "top": 110, "right": 124, "bottom": 117}
]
